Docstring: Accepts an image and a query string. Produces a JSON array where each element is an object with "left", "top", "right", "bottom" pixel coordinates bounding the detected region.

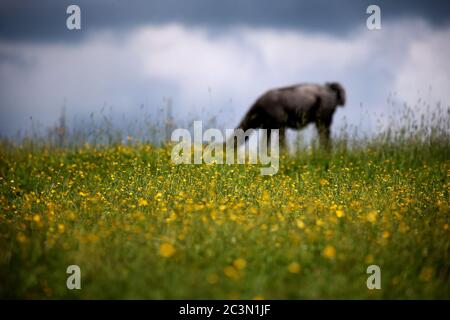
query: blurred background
[{"left": 0, "top": 0, "right": 449, "bottom": 144}]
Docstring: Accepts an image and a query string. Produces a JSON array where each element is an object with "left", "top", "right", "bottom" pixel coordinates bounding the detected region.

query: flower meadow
[{"left": 0, "top": 110, "right": 449, "bottom": 299}]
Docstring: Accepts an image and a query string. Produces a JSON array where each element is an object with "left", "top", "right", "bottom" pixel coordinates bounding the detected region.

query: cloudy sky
[{"left": 1, "top": 0, "right": 449, "bottom": 139}]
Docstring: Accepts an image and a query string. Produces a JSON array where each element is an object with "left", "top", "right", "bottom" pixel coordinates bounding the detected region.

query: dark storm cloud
[{"left": 1, "top": 0, "right": 450, "bottom": 41}]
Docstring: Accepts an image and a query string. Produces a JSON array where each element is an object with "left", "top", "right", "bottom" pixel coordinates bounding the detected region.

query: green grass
[{"left": 0, "top": 136, "right": 449, "bottom": 299}]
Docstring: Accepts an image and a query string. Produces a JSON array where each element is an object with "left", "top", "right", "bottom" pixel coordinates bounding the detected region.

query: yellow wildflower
[
  {"left": 335, "top": 209, "right": 345, "bottom": 218},
  {"left": 288, "top": 262, "right": 301, "bottom": 273},
  {"left": 323, "top": 245, "right": 336, "bottom": 259},
  {"left": 224, "top": 266, "right": 240, "bottom": 280},
  {"left": 366, "top": 211, "right": 377, "bottom": 223},
  {"left": 138, "top": 198, "right": 149, "bottom": 207},
  {"left": 296, "top": 219, "right": 305, "bottom": 229},
  {"left": 233, "top": 258, "right": 247, "bottom": 270},
  {"left": 159, "top": 243, "right": 176, "bottom": 258}
]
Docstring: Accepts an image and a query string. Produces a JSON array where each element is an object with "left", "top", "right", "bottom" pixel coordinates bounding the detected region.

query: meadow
[{"left": 0, "top": 108, "right": 449, "bottom": 299}]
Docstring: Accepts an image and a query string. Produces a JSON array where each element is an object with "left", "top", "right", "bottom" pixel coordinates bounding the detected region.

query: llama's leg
[
  {"left": 279, "top": 127, "right": 287, "bottom": 151},
  {"left": 316, "top": 121, "right": 331, "bottom": 151}
]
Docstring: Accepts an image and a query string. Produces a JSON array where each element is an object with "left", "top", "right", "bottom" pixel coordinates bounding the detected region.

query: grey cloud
[{"left": 1, "top": 0, "right": 450, "bottom": 42}]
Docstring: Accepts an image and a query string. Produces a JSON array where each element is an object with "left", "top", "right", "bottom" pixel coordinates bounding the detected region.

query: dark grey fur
[{"left": 234, "top": 82, "right": 346, "bottom": 149}]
